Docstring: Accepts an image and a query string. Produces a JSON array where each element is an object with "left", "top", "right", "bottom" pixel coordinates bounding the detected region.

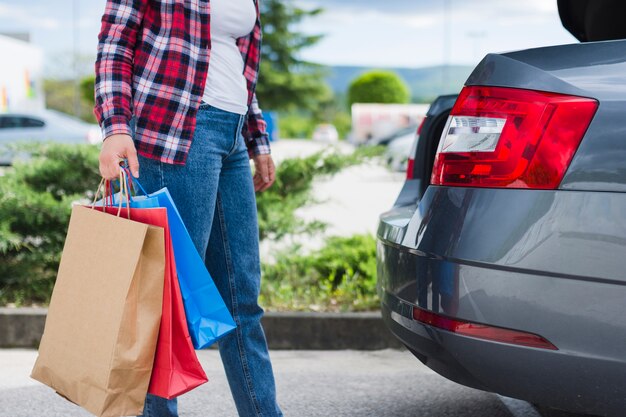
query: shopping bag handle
[
  {"left": 109, "top": 166, "right": 148, "bottom": 207},
  {"left": 90, "top": 170, "right": 131, "bottom": 219},
  {"left": 120, "top": 166, "right": 148, "bottom": 197}
]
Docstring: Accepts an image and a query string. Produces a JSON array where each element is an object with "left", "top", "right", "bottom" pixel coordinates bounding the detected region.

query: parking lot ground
[{"left": 1, "top": 349, "right": 548, "bottom": 417}]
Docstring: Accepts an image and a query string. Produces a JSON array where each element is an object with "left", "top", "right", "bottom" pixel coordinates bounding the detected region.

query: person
[{"left": 94, "top": 1, "right": 283, "bottom": 416}]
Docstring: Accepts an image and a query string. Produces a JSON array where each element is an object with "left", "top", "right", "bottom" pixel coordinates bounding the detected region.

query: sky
[{"left": 0, "top": 0, "right": 577, "bottom": 76}]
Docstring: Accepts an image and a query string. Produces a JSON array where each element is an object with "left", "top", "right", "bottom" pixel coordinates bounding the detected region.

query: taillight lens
[
  {"left": 406, "top": 117, "right": 427, "bottom": 180},
  {"left": 431, "top": 86, "right": 598, "bottom": 189}
]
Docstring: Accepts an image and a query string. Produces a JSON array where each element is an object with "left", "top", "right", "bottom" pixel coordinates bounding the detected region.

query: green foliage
[
  {"left": 80, "top": 76, "right": 96, "bottom": 105},
  {"left": 330, "top": 111, "right": 352, "bottom": 139},
  {"left": 256, "top": 146, "right": 383, "bottom": 241},
  {"left": 260, "top": 234, "right": 379, "bottom": 311},
  {"left": 278, "top": 108, "right": 351, "bottom": 140},
  {"left": 43, "top": 78, "right": 97, "bottom": 124},
  {"left": 347, "top": 70, "right": 411, "bottom": 108},
  {"left": 278, "top": 113, "right": 317, "bottom": 139},
  {"left": 0, "top": 144, "right": 101, "bottom": 306},
  {"left": 257, "top": 0, "right": 329, "bottom": 112},
  {"left": 0, "top": 144, "right": 384, "bottom": 309}
]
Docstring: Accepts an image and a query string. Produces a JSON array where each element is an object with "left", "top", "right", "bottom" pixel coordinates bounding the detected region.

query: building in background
[{"left": 0, "top": 33, "right": 44, "bottom": 112}]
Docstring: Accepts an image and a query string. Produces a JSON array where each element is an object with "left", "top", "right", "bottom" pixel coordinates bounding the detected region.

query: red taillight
[
  {"left": 417, "top": 116, "right": 427, "bottom": 135},
  {"left": 412, "top": 305, "right": 558, "bottom": 350},
  {"left": 406, "top": 158, "right": 415, "bottom": 179},
  {"left": 431, "top": 86, "right": 598, "bottom": 189},
  {"left": 406, "top": 117, "right": 427, "bottom": 180}
]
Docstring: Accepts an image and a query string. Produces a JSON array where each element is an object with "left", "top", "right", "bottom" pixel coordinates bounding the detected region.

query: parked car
[
  {"left": 384, "top": 132, "right": 415, "bottom": 173},
  {"left": 311, "top": 123, "right": 339, "bottom": 143},
  {"left": 0, "top": 110, "right": 102, "bottom": 165},
  {"left": 376, "top": 6, "right": 626, "bottom": 416},
  {"left": 370, "top": 124, "right": 419, "bottom": 147}
]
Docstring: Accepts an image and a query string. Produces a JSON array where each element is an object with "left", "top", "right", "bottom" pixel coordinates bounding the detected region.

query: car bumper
[{"left": 377, "top": 186, "right": 626, "bottom": 416}]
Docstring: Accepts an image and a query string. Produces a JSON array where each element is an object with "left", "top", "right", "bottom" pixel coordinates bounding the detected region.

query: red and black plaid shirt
[{"left": 94, "top": 0, "right": 270, "bottom": 165}]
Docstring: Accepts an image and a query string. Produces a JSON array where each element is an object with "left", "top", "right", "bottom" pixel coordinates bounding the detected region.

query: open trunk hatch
[{"left": 558, "top": 0, "right": 626, "bottom": 42}]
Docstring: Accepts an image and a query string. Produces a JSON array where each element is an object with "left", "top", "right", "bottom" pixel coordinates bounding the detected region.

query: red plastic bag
[{"left": 102, "top": 206, "right": 208, "bottom": 399}]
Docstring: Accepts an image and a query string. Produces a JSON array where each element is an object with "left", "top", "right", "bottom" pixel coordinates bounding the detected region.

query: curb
[
  {"left": 262, "top": 312, "right": 403, "bottom": 350},
  {"left": 0, "top": 308, "right": 403, "bottom": 350},
  {"left": 0, "top": 307, "right": 47, "bottom": 349}
]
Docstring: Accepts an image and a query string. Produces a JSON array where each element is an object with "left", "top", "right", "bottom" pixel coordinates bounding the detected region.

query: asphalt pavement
[{"left": 1, "top": 349, "right": 546, "bottom": 417}]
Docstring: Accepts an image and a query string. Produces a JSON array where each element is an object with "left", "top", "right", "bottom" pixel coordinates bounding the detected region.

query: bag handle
[
  {"left": 121, "top": 166, "right": 148, "bottom": 196},
  {"left": 109, "top": 167, "right": 148, "bottom": 207},
  {"left": 90, "top": 170, "right": 131, "bottom": 219}
]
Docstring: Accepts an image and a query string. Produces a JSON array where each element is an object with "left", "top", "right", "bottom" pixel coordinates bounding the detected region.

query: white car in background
[
  {"left": 384, "top": 132, "right": 415, "bottom": 172},
  {"left": 312, "top": 123, "right": 339, "bottom": 143},
  {"left": 0, "top": 110, "right": 102, "bottom": 165}
]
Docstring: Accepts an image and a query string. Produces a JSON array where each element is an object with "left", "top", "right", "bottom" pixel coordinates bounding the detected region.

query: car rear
[{"left": 377, "top": 40, "right": 626, "bottom": 417}]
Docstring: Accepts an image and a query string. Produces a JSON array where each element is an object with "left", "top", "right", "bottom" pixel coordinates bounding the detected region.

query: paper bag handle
[{"left": 90, "top": 170, "right": 131, "bottom": 219}]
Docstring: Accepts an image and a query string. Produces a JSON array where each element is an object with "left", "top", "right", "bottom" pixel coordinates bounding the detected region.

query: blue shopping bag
[{"left": 111, "top": 177, "right": 237, "bottom": 349}]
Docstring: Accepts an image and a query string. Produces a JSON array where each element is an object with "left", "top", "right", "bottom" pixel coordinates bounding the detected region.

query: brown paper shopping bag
[{"left": 31, "top": 205, "right": 165, "bottom": 417}]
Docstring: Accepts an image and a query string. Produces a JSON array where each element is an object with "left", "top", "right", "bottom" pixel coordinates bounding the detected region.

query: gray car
[
  {"left": 0, "top": 110, "right": 102, "bottom": 165},
  {"left": 377, "top": 7, "right": 626, "bottom": 417}
]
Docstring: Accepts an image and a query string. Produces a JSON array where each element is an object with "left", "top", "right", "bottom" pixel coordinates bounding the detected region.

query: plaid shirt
[{"left": 94, "top": 0, "right": 271, "bottom": 165}]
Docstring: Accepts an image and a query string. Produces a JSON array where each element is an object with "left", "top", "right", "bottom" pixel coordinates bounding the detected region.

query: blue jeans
[{"left": 135, "top": 104, "right": 283, "bottom": 417}]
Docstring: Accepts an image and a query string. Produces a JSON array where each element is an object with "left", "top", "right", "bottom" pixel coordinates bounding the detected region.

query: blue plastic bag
[{"left": 112, "top": 179, "right": 237, "bottom": 349}]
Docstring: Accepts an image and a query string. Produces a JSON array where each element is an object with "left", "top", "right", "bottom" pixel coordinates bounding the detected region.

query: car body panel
[
  {"left": 381, "top": 303, "right": 626, "bottom": 417},
  {"left": 383, "top": 95, "right": 458, "bottom": 243},
  {"left": 377, "top": 39, "right": 626, "bottom": 416},
  {"left": 378, "top": 187, "right": 626, "bottom": 416}
]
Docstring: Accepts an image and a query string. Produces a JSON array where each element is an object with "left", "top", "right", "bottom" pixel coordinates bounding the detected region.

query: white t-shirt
[{"left": 202, "top": 0, "right": 256, "bottom": 115}]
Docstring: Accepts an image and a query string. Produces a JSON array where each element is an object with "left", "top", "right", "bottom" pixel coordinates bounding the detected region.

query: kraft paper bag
[
  {"left": 102, "top": 206, "right": 208, "bottom": 399},
  {"left": 31, "top": 206, "right": 165, "bottom": 417}
]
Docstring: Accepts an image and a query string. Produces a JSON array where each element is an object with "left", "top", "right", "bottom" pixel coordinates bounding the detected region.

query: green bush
[
  {"left": 43, "top": 78, "right": 97, "bottom": 124},
  {"left": 256, "top": 146, "right": 384, "bottom": 241},
  {"left": 277, "top": 110, "right": 353, "bottom": 140},
  {"left": 331, "top": 111, "right": 352, "bottom": 139},
  {"left": 260, "top": 234, "right": 379, "bottom": 312},
  {"left": 347, "top": 70, "right": 410, "bottom": 107},
  {"left": 0, "top": 143, "right": 384, "bottom": 307},
  {"left": 0, "top": 144, "right": 101, "bottom": 305},
  {"left": 277, "top": 113, "right": 316, "bottom": 139}
]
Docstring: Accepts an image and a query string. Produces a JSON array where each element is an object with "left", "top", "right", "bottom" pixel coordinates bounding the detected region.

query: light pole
[
  {"left": 73, "top": 0, "right": 80, "bottom": 118},
  {"left": 442, "top": 0, "right": 451, "bottom": 91},
  {"left": 466, "top": 31, "right": 487, "bottom": 63}
]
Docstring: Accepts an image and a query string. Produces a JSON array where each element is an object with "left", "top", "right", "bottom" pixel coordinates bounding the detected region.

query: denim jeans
[{"left": 135, "top": 104, "right": 283, "bottom": 417}]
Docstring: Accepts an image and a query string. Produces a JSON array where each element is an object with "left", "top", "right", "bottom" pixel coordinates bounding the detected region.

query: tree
[
  {"left": 347, "top": 71, "right": 411, "bottom": 108},
  {"left": 43, "top": 78, "right": 97, "bottom": 123},
  {"left": 256, "top": 0, "right": 329, "bottom": 112}
]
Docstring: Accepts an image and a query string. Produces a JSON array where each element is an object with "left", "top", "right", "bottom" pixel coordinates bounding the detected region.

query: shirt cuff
[
  {"left": 248, "top": 134, "right": 272, "bottom": 156},
  {"left": 101, "top": 115, "right": 132, "bottom": 141}
]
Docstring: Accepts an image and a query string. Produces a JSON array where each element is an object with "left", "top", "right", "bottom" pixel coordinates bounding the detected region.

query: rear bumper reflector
[{"left": 412, "top": 305, "right": 558, "bottom": 350}]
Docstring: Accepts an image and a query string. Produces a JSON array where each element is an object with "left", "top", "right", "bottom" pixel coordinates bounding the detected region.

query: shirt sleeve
[
  {"left": 242, "top": 93, "right": 272, "bottom": 158},
  {"left": 94, "top": 0, "right": 148, "bottom": 140}
]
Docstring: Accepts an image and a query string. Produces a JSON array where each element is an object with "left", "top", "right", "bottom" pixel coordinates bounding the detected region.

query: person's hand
[
  {"left": 99, "top": 134, "right": 139, "bottom": 180},
  {"left": 252, "top": 154, "right": 276, "bottom": 192}
]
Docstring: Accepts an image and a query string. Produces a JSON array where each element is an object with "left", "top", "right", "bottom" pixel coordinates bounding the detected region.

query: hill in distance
[{"left": 326, "top": 64, "right": 474, "bottom": 102}]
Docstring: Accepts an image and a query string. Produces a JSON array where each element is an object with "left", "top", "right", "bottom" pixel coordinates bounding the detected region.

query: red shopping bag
[{"left": 102, "top": 205, "right": 208, "bottom": 399}]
